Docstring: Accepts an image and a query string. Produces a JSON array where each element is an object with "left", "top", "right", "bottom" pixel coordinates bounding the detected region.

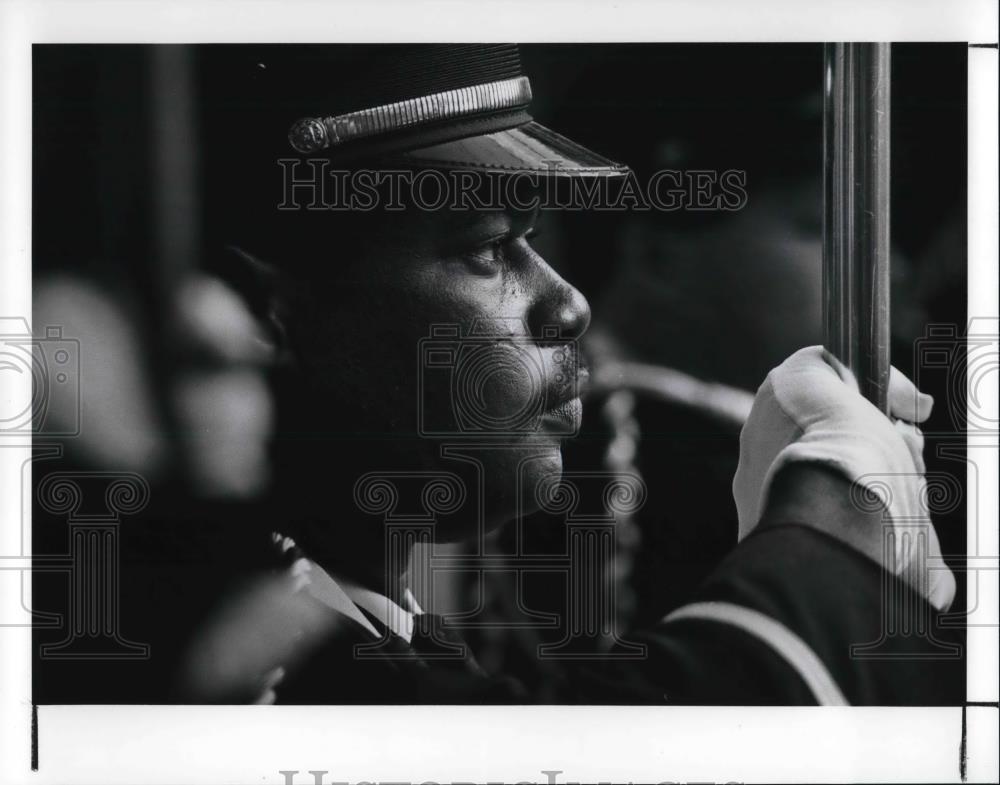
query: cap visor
[{"left": 387, "top": 121, "right": 627, "bottom": 177}]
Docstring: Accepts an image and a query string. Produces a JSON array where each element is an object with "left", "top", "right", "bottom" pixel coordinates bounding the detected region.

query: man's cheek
[
  {"left": 417, "top": 336, "right": 549, "bottom": 437},
  {"left": 460, "top": 341, "right": 545, "bottom": 424}
]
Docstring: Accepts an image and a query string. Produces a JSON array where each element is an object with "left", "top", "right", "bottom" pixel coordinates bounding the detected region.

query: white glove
[{"left": 733, "top": 346, "right": 955, "bottom": 611}]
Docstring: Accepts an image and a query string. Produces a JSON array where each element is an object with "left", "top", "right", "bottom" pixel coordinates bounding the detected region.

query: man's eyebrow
[
  {"left": 471, "top": 208, "right": 539, "bottom": 238},
  {"left": 441, "top": 212, "right": 512, "bottom": 251},
  {"left": 438, "top": 207, "right": 540, "bottom": 255}
]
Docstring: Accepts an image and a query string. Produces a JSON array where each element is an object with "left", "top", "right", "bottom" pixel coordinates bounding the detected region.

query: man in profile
[{"left": 179, "top": 44, "right": 960, "bottom": 705}]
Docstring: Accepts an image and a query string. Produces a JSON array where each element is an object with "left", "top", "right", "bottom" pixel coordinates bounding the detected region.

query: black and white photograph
[{"left": 1, "top": 1, "right": 997, "bottom": 783}]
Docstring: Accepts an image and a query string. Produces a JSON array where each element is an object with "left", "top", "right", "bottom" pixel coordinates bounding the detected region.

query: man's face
[{"left": 280, "top": 201, "right": 591, "bottom": 539}]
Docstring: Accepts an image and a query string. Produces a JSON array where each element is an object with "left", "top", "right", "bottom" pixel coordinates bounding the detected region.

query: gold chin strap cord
[{"left": 823, "top": 43, "right": 892, "bottom": 414}]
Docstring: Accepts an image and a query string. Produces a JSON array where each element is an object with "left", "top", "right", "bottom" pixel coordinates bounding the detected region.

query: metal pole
[{"left": 822, "top": 43, "right": 892, "bottom": 413}]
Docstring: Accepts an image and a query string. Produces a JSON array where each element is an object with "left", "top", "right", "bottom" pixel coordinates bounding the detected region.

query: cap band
[{"left": 288, "top": 75, "right": 532, "bottom": 154}]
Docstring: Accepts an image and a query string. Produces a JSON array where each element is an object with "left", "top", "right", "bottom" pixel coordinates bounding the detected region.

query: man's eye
[{"left": 465, "top": 239, "right": 506, "bottom": 273}]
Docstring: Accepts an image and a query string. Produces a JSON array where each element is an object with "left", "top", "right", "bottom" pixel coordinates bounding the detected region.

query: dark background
[{"left": 32, "top": 44, "right": 968, "bottom": 703}]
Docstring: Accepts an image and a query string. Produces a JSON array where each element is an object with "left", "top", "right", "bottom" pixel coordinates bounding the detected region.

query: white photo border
[{"left": 1, "top": 1, "right": 997, "bottom": 783}]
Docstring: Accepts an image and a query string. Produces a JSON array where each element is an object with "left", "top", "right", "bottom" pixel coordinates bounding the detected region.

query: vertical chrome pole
[{"left": 823, "top": 43, "right": 892, "bottom": 413}]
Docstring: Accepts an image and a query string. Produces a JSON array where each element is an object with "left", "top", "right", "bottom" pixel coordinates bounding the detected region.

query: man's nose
[{"left": 526, "top": 258, "right": 592, "bottom": 342}]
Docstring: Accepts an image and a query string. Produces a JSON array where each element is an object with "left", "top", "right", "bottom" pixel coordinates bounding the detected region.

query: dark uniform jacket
[
  {"left": 263, "top": 521, "right": 963, "bottom": 706},
  {"left": 31, "top": 480, "right": 964, "bottom": 707}
]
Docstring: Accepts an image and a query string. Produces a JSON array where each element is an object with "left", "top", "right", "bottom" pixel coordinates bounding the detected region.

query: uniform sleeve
[{"left": 577, "top": 523, "right": 964, "bottom": 705}]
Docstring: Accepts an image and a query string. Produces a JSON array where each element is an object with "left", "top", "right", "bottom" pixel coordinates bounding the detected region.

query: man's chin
[
  {"left": 489, "top": 445, "right": 565, "bottom": 529},
  {"left": 426, "top": 443, "right": 562, "bottom": 540}
]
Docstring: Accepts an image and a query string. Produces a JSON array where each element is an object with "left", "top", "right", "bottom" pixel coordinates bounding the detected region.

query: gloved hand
[{"left": 733, "top": 346, "right": 955, "bottom": 611}]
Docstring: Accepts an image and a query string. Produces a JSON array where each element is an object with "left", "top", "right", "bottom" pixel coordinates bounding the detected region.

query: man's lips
[
  {"left": 544, "top": 396, "right": 583, "bottom": 424},
  {"left": 550, "top": 366, "right": 589, "bottom": 405},
  {"left": 542, "top": 367, "right": 588, "bottom": 431},
  {"left": 542, "top": 395, "right": 583, "bottom": 433}
]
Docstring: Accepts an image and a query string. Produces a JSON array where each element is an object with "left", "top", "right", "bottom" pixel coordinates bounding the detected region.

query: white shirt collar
[
  {"left": 337, "top": 578, "right": 422, "bottom": 643},
  {"left": 298, "top": 557, "right": 422, "bottom": 643},
  {"left": 273, "top": 532, "right": 423, "bottom": 643}
]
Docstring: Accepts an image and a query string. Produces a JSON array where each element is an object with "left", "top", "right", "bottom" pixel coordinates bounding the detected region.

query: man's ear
[{"left": 216, "top": 245, "right": 293, "bottom": 363}]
